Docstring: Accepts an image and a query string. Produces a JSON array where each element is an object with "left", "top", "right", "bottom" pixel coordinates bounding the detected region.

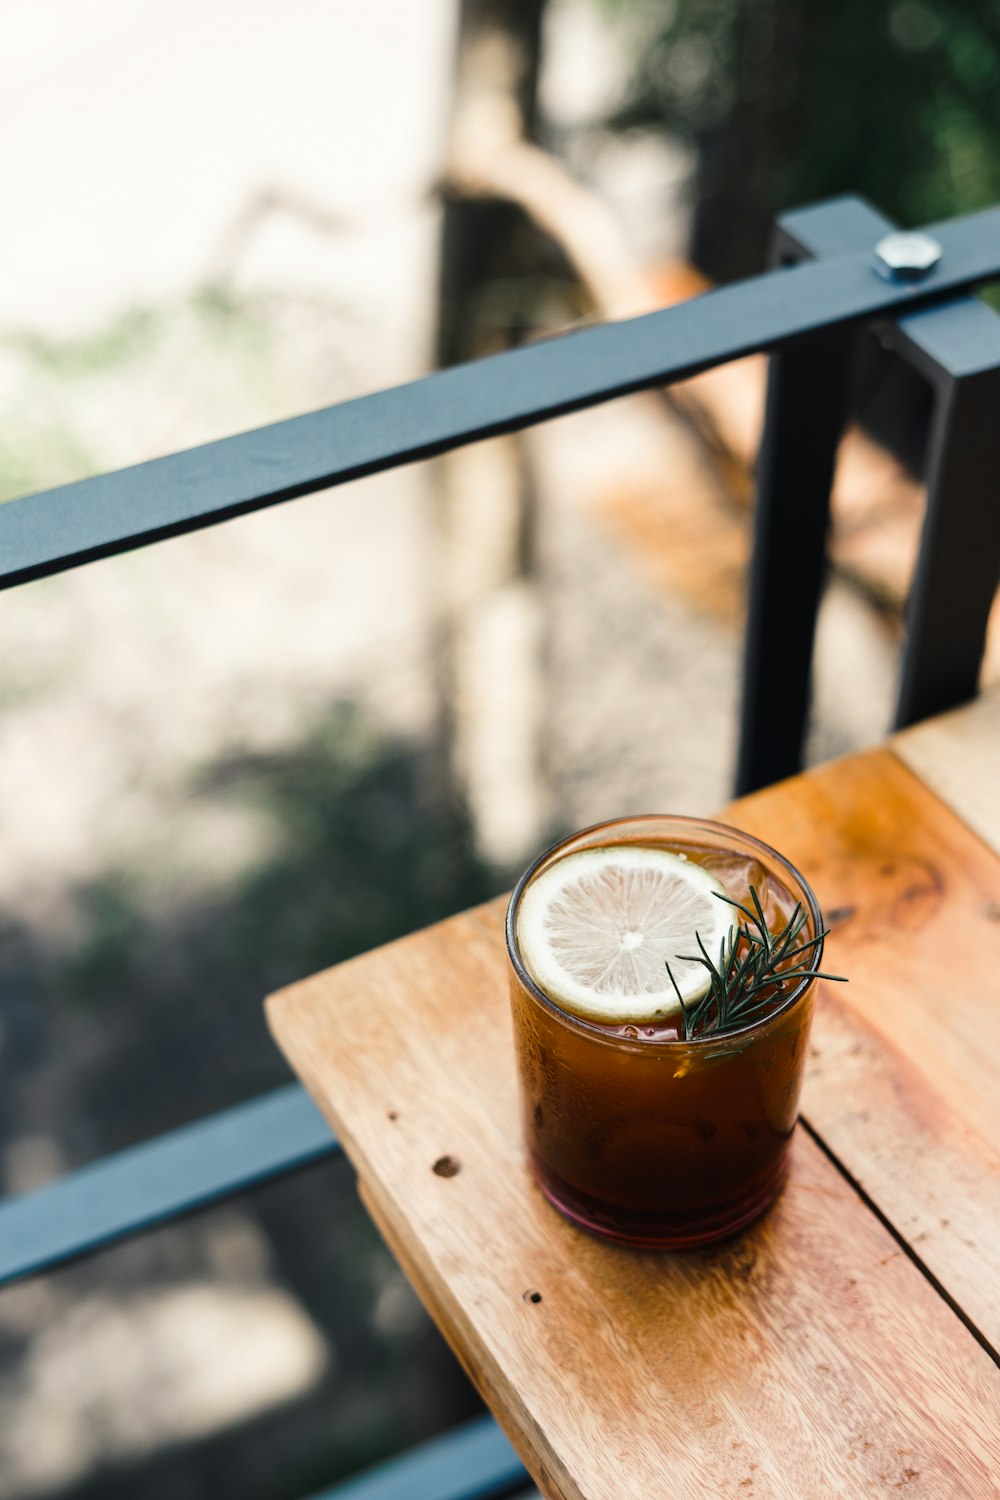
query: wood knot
[
  {"left": 432, "top": 1155, "right": 461, "bottom": 1178},
  {"left": 522, "top": 1289, "right": 543, "bottom": 1304},
  {"left": 878, "top": 856, "right": 944, "bottom": 930}
]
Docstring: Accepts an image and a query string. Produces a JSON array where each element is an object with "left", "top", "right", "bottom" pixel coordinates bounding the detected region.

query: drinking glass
[{"left": 505, "top": 815, "right": 823, "bottom": 1248}]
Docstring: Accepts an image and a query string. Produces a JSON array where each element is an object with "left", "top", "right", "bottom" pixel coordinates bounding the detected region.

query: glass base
[{"left": 530, "top": 1147, "right": 790, "bottom": 1250}]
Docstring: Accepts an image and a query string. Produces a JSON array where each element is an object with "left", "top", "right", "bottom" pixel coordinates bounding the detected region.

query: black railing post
[
  {"left": 733, "top": 199, "right": 887, "bottom": 796},
  {"left": 891, "top": 303, "right": 1000, "bottom": 727},
  {"left": 734, "top": 322, "right": 853, "bottom": 795}
]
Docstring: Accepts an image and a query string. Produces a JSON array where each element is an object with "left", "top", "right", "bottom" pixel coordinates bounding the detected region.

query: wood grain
[
  {"left": 892, "top": 690, "right": 1000, "bottom": 858},
  {"left": 726, "top": 747, "right": 1000, "bottom": 1350},
  {"left": 267, "top": 876, "right": 1000, "bottom": 1499}
]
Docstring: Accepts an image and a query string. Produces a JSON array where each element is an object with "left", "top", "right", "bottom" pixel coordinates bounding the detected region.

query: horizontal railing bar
[
  {"left": 314, "top": 1414, "right": 527, "bottom": 1500},
  {"left": 2, "top": 205, "right": 999, "bottom": 593},
  {"left": 0, "top": 1083, "right": 338, "bottom": 1287}
]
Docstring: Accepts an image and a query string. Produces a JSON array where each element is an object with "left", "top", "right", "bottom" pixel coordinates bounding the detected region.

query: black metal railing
[
  {"left": 1, "top": 194, "right": 999, "bottom": 1499},
  {"left": 737, "top": 196, "right": 1000, "bottom": 789}
]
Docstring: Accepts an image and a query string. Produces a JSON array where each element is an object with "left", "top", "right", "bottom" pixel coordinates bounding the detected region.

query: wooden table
[{"left": 267, "top": 693, "right": 1000, "bottom": 1499}]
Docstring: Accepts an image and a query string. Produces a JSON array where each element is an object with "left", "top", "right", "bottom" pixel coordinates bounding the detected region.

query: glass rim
[{"left": 505, "top": 812, "right": 824, "bottom": 1047}]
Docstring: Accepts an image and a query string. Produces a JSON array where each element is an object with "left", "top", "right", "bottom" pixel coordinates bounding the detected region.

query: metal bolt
[{"left": 872, "top": 232, "right": 943, "bottom": 282}]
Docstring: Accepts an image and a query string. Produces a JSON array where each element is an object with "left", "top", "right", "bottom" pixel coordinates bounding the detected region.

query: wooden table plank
[
  {"left": 892, "top": 690, "right": 1000, "bottom": 857},
  {"left": 727, "top": 747, "right": 1000, "bottom": 1351},
  {"left": 267, "top": 874, "right": 1000, "bottom": 1498}
]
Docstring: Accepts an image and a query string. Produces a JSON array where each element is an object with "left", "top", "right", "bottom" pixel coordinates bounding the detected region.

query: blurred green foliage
[{"left": 610, "top": 0, "right": 1000, "bottom": 278}]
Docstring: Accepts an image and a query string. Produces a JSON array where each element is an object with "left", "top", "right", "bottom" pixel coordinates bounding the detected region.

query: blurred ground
[{"left": 0, "top": 2, "right": 926, "bottom": 1497}]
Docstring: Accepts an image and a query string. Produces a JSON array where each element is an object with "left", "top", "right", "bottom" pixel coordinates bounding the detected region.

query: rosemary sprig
[{"left": 666, "top": 885, "right": 846, "bottom": 1041}]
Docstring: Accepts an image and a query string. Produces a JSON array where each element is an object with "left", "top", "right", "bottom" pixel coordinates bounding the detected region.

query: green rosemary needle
[{"left": 666, "top": 885, "right": 847, "bottom": 1041}]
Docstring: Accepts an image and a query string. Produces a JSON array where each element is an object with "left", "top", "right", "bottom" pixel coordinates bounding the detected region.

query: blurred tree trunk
[
  {"left": 689, "top": 0, "right": 806, "bottom": 283},
  {"left": 437, "top": 0, "right": 547, "bottom": 368},
  {"left": 685, "top": 0, "right": 930, "bottom": 468},
  {"left": 432, "top": 0, "right": 550, "bottom": 871}
]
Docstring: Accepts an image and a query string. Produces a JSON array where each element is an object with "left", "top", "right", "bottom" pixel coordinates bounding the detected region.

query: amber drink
[{"left": 505, "top": 815, "right": 824, "bottom": 1248}]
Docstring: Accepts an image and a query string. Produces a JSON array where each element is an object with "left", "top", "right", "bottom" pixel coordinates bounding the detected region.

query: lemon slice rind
[{"left": 516, "top": 845, "right": 735, "bottom": 1024}]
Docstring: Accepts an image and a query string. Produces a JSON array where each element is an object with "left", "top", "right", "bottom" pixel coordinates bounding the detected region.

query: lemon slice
[{"left": 516, "top": 845, "right": 734, "bottom": 1023}]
